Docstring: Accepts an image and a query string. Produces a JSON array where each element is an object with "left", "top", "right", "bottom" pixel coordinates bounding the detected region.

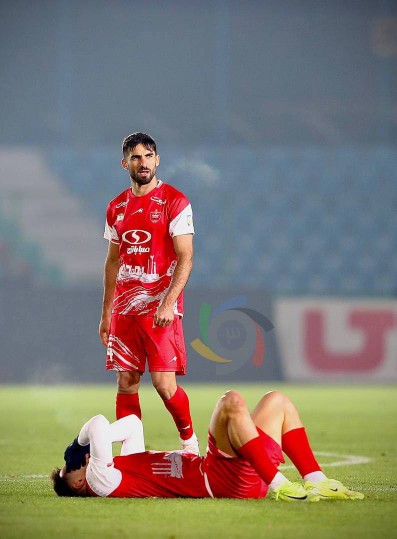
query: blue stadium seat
[{"left": 41, "top": 147, "right": 397, "bottom": 296}]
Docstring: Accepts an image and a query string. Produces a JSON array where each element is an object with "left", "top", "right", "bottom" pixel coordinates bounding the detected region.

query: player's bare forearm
[
  {"left": 101, "top": 259, "right": 119, "bottom": 315},
  {"left": 162, "top": 255, "right": 193, "bottom": 308},
  {"left": 154, "top": 253, "right": 193, "bottom": 326},
  {"left": 99, "top": 242, "right": 120, "bottom": 345},
  {"left": 102, "top": 275, "right": 116, "bottom": 314},
  {"left": 99, "top": 268, "right": 118, "bottom": 345}
]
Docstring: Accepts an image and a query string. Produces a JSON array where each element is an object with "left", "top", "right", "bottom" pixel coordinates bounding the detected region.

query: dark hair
[
  {"left": 51, "top": 467, "right": 79, "bottom": 497},
  {"left": 122, "top": 132, "right": 157, "bottom": 157}
]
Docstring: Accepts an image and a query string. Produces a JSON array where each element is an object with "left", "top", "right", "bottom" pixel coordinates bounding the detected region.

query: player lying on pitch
[{"left": 51, "top": 389, "right": 364, "bottom": 501}]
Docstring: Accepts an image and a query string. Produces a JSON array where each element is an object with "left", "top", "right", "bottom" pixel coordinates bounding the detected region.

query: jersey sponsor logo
[
  {"left": 150, "top": 209, "right": 162, "bottom": 223},
  {"left": 126, "top": 246, "right": 150, "bottom": 254},
  {"left": 187, "top": 214, "right": 193, "bottom": 227},
  {"left": 115, "top": 201, "right": 127, "bottom": 208},
  {"left": 122, "top": 229, "right": 152, "bottom": 245},
  {"left": 151, "top": 196, "right": 167, "bottom": 206}
]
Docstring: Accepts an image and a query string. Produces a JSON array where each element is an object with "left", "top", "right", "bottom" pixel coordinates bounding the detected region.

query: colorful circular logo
[{"left": 191, "top": 295, "right": 274, "bottom": 374}]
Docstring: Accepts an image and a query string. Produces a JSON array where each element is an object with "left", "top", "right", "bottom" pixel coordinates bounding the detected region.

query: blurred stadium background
[{"left": 1, "top": 0, "right": 396, "bottom": 384}]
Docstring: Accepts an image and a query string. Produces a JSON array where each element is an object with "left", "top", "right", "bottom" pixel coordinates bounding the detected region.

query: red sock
[
  {"left": 281, "top": 427, "right": 321, "bottom": 477},
  {"left": 237, "top": 435, "right": 279, "bottom": 485},
  {"left": 116, "top": 393, "right": 141, "bottom": 420},
  {"left": 162, "top": 386, "right": 194, "bottom": 440}
]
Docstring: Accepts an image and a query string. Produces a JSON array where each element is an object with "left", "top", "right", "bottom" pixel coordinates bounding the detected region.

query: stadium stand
[
  {"left": 1, "top": 147, "right": 396, "bottom": 295},
  {"left": 0, "top": 207, "right": 63, "bottom": 285},
  {"left": 0, "top": 148, "right": 106, "bottom": 285}
]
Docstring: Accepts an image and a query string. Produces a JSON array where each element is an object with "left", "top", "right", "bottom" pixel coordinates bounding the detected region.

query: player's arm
[
  {"left": 64, "top": 415, "right": 113, "bottom": 472},
  {"left": 71, "top": 415, "right": 144, "bottom": 465},
  {"left": 154, "top": 233, "right": 193, "bottom": 327},
  {"left": 77, "top": 415, "right": 114, "bottom": 467},
  {"left": 99, "top": 241, "right": 120, "bottom": 346},
  {"left": 68, "top": 415, "right": 145, "bottom": 497},
  {"left": 110, "top": 416, "right": 145, "bottom": 455}
]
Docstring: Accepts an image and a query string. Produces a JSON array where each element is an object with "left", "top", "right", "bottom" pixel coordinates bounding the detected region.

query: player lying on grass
[{"left": 51, "top": 389, "right": 364, "bottom": 501}]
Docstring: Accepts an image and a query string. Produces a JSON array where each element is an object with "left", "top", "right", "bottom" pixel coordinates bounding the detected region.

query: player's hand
[
  {"left": 99, "top": 318, "right": 110, "bottom": 346},
  {"left": 64, "top": 437, "right": 90, "bottom": 472},
  {"left": 154, "top": 304, "right": 174, "bottom": 327}
]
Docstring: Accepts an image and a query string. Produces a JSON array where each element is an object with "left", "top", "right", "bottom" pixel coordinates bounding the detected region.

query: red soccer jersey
[
  {"left": 87, "top": 450, "right": 209, "bottom": 498},
  {"left": 104, "top": 181, "right": 194, "bottom": 316},
  {"left": 80, "top": 416, "right": 275, "bottom": 500}
]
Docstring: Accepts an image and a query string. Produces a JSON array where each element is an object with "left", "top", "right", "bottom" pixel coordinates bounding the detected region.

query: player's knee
[
  {"left": 221, "top": 390, "right": 246, "bottom": 416},
  {"left": 117, "top": 371, "right": 140, "bottom": 392},
  {"left": 282, "top": 394, "right": 299, "bottom": 417},
  {"left": 265, "top": 390, "right": 295, "bottom": 413},
  {"left": 153, "top": 382, "right": 174, "bottom": 400},
  {"left": 265, "top": 390, "right": 286, "bottom": 404},
  {"left": 151, "top": 372, "right": 177, "bottom": 399}
]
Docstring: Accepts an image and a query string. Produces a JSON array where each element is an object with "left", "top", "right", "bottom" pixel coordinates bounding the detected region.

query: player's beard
[{"left": 130, "top": 166, "right": 157, "bottom": 186}]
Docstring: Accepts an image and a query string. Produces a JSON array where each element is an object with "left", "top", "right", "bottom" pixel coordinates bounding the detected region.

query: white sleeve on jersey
[
  {"left": 169, "top": 203, "right": 195, "bottom": 237},
  {"left": 110, "top": 415, "right": 145, "bottom": 456},
  {"left": 104, "top": 220, "right": 120, "bottom": 243},
  {"left": 78, "top": 414, "right": 114, "bottom": 465},
  {"left": 79, "top": 414, "right": 145, "bottom": 497},
  {"left": 79, "top": 414, "right": 121, "bottom": 496}
]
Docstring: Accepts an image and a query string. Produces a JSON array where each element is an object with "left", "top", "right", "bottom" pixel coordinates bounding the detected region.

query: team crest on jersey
[
  {"left": 116, "top": 213, "right": 124, "bottom": 221},
  {"left": 150, "top": 209, "right": 162, "bottom": 223}
]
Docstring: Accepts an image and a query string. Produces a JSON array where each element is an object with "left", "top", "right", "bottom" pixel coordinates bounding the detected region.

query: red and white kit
[
  {"left": 82, "top": 414, "right": 208, "bottom": 498},
  {"left": 80, "top": 415, "right": 282, "bottom": 499},
  {"left": 104, "top": 181, "right": 194, "bottom": 316},
  {"left": 104, "top": 181, "right": 194, "bottom": 373}
]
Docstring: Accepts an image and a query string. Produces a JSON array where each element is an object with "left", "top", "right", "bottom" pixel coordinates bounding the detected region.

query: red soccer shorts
[
  {"left": 202, "top": 429, "right": 285, "bottom": 499},
  {"left": 106, "top": 314, "right": 187, "bottom": 375}
]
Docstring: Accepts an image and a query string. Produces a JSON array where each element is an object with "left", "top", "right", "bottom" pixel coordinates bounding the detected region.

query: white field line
[
  {"left": 0, "top": 474, "right": 48, "bottom": 481},
  {"left": 360, "top": 486, "right": 397, "bottom": 492},
  {"left": 281, "top": 451, "right": 372, "bottom": 470},
  {"left": 0, "top": 451, "right": 372, "bottom": 482}
]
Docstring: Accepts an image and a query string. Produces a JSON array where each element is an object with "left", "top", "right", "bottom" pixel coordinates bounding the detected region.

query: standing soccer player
[{"left": 99, "top": 132, "right": 198, "bottom": 453}]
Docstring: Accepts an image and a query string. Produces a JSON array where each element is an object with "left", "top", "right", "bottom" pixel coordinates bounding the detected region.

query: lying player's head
[
  {"left": 122, "top": 132, "right": 157, "bottom": 157},
  {"left": 51, "top": 464, "right": 89, "bottom": 497}
]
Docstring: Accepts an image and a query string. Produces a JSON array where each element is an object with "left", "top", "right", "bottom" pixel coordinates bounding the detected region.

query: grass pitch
[{"left": 0, "top": 384, "right": 396, "bottom": 539}]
